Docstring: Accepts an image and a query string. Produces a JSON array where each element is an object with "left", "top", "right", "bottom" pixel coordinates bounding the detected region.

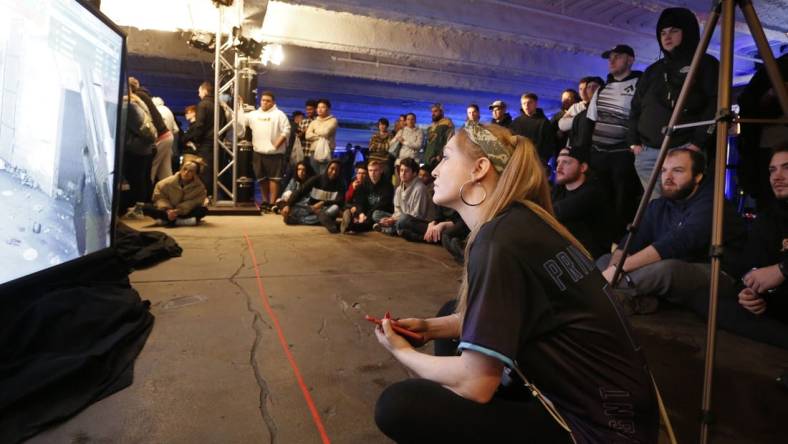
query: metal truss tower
[{"left": 212, "top": 0, "right": 245, "bottom": 206}]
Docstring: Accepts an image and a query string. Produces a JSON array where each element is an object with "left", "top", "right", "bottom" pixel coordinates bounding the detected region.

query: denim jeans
[
  {"left": 395, "top": 214, "right": 430, "bottom": 238},
  {"left": 633, "top": 145, "right": 661, "bottom": 200},
  {"left": 289, "top": 202, "right": 339, "bottom": 225}
]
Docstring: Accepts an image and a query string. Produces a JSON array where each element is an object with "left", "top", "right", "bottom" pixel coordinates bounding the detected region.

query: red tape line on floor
[{"left": 244, "top": 234, "right": 331, "bottom": 444}]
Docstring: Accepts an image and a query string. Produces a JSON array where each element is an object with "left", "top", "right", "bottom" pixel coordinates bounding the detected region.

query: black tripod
[{"left": 609, "top": 1, "right": 788, "bottom": 442}]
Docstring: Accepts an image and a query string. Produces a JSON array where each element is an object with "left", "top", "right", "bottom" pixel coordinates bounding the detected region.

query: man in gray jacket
[{"left": 375, "top": 158, "right": 437, "bottom": 236}]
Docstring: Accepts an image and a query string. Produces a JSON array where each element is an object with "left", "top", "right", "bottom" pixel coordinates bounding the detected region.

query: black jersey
[{"left": 459, "top": 203, "right": 659, "bottom": 443}]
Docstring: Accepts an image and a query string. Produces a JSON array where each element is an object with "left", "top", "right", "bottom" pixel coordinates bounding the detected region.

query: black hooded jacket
[
  {"left": 183, "top": 95, "right": 216, "bottom": 148},
  {"left": 491, "top": 112, "right": 513, "bottom": 128},
  {"left": 628, "top": 8, "right": 719, "bottom": 150},
  {"left": 352, "top": 177, "right": 395, "bottom": 215},
  {"left": 510, "top": 108, "right": 558, "bottom": 164}
]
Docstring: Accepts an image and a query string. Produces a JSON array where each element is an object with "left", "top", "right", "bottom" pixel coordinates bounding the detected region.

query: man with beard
[
  {"left": 423, "top": 103, "right": 454, "bottom": 168},
  {"left": 510, "top": 92, "right": 558, "bottom": 166},
  {"left": 597, "top": 148, "right": 745, "bottom": 314},
  {"left": 551, "top": 147, "right": 615, "bottom": 259},
  {"left": 736, "top": 147, "right": 788, "bottom": 326}
]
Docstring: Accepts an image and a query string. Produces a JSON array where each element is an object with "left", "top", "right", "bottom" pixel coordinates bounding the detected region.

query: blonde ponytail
[{"left": 454, "top": 126, "right": 591, "bottom": 326}]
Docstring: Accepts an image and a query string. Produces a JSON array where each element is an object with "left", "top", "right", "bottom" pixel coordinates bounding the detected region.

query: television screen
[{"left": 0, "top": 0, "right": 125, "bottom": 286}]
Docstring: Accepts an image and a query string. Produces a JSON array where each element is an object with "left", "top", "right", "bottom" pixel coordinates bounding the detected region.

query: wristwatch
[{"left": 779, "top": 262, "right": 788, "bottom": 279}]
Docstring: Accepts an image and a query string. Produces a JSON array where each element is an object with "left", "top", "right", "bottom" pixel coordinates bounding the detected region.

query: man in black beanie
[
  {"left": 551, "top": 147, "right": 615, "bottom": 258},
  {"left": 628, "top": 7, "right": 719, "bottom": 196}
]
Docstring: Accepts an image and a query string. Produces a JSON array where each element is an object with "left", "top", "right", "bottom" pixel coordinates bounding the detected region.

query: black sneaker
[{"left": 318, "top": 212, "right": 339, "bottom": 233}]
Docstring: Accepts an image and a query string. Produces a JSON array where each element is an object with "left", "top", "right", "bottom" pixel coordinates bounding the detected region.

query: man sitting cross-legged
[
  {"left": 139, "top": 161, "right": 208, "bottom": 226},
  {"left": 340, "top": 160, "right": 394, "bottom": 234},
  {"left": 375, "top": 158, "right": 437, "bottom": 237},
  {"left": 281, "top": 160, "right": 345, "bottom": 233}
]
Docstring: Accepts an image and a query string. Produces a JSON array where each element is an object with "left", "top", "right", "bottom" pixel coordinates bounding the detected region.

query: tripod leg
[
  {"left": 611, "top": 2, "right": 722, "bottom": 287},
  {"left": 700, "top": 1, "right": 735, "bottom": 443},
  {"left": 739, "top": 0, "right": 788, "bottom": 116}
]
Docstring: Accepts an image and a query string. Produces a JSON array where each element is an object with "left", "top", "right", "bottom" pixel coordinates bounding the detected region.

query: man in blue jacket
[{"left": 597, "top": 148, "right": 745, "bottom": 313}]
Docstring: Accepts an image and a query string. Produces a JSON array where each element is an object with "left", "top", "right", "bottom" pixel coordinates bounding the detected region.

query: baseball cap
[
  {"left": 558, "top": 146, "right": 589, "bottom": 164},
  {"left": 488, "top": 100, "right": 507, "bottom": 110},
  {"left": 602, "top": 44, "right": 635, "bottom": 59}
]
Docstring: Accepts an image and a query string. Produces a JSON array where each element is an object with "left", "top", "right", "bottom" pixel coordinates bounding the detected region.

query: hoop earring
[{"left": 459, "top": 181, "right": 486, "bottom": 206}]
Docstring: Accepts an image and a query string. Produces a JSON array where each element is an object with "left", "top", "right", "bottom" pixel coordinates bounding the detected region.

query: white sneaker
[
  {"left": 175, "top": 217, "right": 197, "bottom": 226},
  {"left": 124, "top": 207, "right": 144, "bottom": 219}
]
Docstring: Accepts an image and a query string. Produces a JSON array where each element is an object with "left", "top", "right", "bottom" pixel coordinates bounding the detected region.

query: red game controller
[{"left": 365, "top": 313, "right": 425, "bottom": 342}]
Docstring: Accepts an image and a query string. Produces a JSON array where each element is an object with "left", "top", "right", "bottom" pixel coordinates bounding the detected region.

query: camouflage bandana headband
[{"left": 463, "top": 121, "right": 511, "bottom": 174}]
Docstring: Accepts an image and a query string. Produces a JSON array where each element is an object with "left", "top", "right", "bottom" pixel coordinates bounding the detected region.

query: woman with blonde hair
[{"left": 373, "top": 123, "right": 658, "bottom": 443}]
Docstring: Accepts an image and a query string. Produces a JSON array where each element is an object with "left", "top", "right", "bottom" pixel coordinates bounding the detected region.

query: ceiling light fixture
[{"left": 260, "top": 43, "right": 285, "bottom": 66}]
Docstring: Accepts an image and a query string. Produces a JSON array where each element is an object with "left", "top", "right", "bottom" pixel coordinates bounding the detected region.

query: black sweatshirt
[
  {"left": 731, "top": 200, "right": 788, "bottom": 281},
  {"left": 183, "top": 96, "right": 216, "bottom": 148},
  {"left": 510, "top": 108, "right": 558, "bottom": 163},
  {"left": 491, "top": 113, "right": 512, "bottom": 128},
  {"left": 352, "top": 177, "right": 394, "bottom": 215},
  {"left": 551, "top": 176, "right": 615, "bottom": 258},
  {"left": 627, "top": 8, "right": 719, "bottom": 151}
]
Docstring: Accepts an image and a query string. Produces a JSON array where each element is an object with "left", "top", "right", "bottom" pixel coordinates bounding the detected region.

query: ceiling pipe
[
  {"left": 480, "top": 0, "right": 781, "bottom": 64},
  {"left": 330, "top": 55, "right": 562, "bottom": 87},
  {"left": 259, "top": 34, "right": 583, "bottom": 83}
]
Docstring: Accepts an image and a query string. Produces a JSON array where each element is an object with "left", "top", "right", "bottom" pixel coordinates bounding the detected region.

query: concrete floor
[{"left": 28, "top": 215, "right": 787, "bottom": 444}]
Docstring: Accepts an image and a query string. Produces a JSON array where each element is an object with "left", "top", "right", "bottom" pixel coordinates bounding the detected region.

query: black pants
[
  {"left": 396, "top": 214, "right": 430, "bottom": 242},
  {"left": 680, "top": 283, "right": 788, "bottom": 350},
  {"left": 123, "top": 152, "right": 153, "bottom": 207},
  {"left": 589, "top": 148, "right": 642, "bottom": 237},
  {"left": 349, "top": 219, "right": 374, "bottom": 233},
  {"left": 596, "top": 256, "right": 788, "bottom": 350},
  {"left": 441, "top": 221, "right": 470, "bottom": 264},
  {"left": 196, "top": 144, "right": 214, "bottom": 196},
  {"left": 141, "top": 204, "right": 208, "bottom": 223},
  {"left": 375, "top": 299, "right": 572, "bottom": 443}
]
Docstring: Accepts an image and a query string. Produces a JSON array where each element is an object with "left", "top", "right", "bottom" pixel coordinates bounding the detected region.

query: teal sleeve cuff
[{"left": 457, "top": 341, "right": 515, "bottom": 368}]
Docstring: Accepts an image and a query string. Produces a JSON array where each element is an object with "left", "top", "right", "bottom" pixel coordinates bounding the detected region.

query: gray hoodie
[{"left": 393, "top": 178, "right": 437, "bottom": 221}]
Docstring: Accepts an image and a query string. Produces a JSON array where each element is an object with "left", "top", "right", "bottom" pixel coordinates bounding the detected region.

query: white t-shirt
[
  {"left": 156, "top": 104, "right": 178, "bottom": 134},
  {"left": 239, "top": 105, "right": 291, "bottom": 154}
]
